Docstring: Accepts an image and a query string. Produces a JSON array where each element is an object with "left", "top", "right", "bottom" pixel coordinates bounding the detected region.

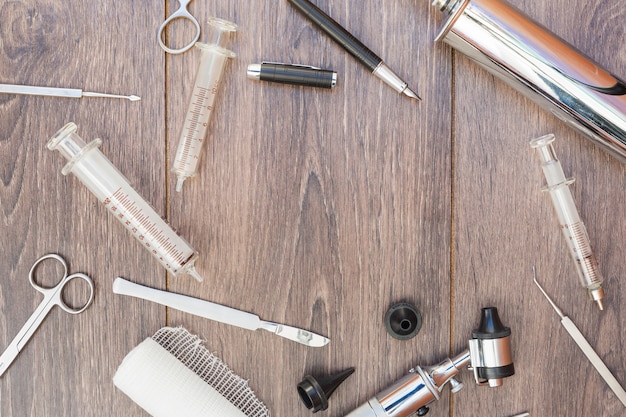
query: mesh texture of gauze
[{"left": 113, "top": 326, "right": 270, "bottom": 417}]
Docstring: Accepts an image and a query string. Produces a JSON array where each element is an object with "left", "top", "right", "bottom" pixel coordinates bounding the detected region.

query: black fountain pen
[{"left": 287, "top": 0, "right": 420, "bottom": 100}]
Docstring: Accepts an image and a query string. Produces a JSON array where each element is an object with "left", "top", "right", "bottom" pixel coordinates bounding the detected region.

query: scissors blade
[
  {"left": 258, "top": 322, "right": 330, "bottom": 347},
  {"left": 0, "top": 344, "right": 20, "bottom": 377},
  {"left": 0, "top": 288, "right": 59, "bottom": 377}
]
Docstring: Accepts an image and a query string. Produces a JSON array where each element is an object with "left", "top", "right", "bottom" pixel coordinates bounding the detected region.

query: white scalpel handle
[
  {"left": 561, "top": 317, "right": 626, "bottom": 407},
  {"left": 113, "top": 278, "right": 261, "bottom": 331}
]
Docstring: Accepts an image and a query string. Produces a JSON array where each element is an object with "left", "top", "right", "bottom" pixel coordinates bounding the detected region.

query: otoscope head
[
  {"left": 468, "top": 307, "right": 515, "bottom": 387},
  {"left": 473, "top": 307, "right": 511, "bottom": 338},
  {"left": 343, "top": 306, "right": 516, "bottom": 417}
]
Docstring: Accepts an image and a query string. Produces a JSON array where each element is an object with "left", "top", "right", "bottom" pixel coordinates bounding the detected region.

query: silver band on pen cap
[{"left": 247, "top": 62, "right": 337, "bottom": 88}]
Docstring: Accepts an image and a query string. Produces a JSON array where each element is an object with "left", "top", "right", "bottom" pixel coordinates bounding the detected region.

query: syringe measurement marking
[
  {"left": 105, "top": 188, "right": 189, "bottom": 266},
  {"left": 113, "top": 194, "right": 184, "bottom": 264},
  {"left": 563, "top": 222, "right": 593, "bottom": 257},
  {"left": 176, "top": 88, "right": 209, "bottom": 167},
  {"left": 175, "top": 86, "right": 216, "bottom": 171},
  {"left": 116, "top": 195, "right": 181, "bottom": 262},
  {"left": 564, "top": 222, "right": 601, "bottom": 284},
  {"left": 118, "top": 196, "right": 182, "bottom": 261}
]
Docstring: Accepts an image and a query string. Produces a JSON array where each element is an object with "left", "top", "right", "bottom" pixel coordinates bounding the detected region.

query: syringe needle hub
[
  {"left": 186, "top": 265, "right": 203, "bottom": 282},
  {"left": 530, "top": 134, "right": 605, "bottom": 309},
  {"left": 175, "top": 177, "right": 186, "bottom": 193},
  {"left": 595, "top": 298, "right": 605, "bottom": 311}
]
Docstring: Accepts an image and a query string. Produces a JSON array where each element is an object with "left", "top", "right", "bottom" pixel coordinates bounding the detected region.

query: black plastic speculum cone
[
  {"left": 472, "top": 307, "right": 511, "bottom": 339},
  {"left": 297, "top": 367, "right": 355, "bottom": 413}
]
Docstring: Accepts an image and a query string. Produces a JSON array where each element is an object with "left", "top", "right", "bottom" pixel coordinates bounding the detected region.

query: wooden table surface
[{"left": 1, "top": 0, "right": 624, "bottom": 416}]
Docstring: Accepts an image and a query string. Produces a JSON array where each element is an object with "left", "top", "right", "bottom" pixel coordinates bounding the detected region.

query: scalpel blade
[{"left": 259, "top": 322, "right": 329, "bottom": 347}]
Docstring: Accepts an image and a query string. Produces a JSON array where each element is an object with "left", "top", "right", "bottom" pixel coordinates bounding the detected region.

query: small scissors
[
  {"left": 0, "top": 254, "right": 94, "bottom": 377},
  {"left": 158, "top": 0, "right": 201, "bottom": 54}
]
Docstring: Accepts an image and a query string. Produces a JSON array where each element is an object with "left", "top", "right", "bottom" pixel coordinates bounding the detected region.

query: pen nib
[{"left": 402, "top": 86, "right": 421, "bottom": 101}]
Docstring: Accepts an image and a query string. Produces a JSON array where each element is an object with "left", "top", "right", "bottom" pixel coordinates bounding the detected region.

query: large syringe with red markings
[{"left": 48, "top": 123, "right": 203, "bottom": 282}]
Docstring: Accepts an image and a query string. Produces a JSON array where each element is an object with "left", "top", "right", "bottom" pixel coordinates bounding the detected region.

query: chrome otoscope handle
[{"left": 344, "top": 307, "right": 515, "bottom": 417}]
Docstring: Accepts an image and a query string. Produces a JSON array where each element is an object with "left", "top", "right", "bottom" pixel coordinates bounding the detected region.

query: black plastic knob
[{"left": 384, "top": 302, "right": 422, "bottom": 340}]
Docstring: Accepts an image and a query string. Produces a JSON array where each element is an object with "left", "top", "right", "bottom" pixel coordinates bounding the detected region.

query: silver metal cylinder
[
  {"left": 344, "top": 351, "right": 472, "bottom": 417},
  {"left": 375, "top": 369, "right": 437, "bottom": 417},
  {"left": 469, "top": 335, "right": 514, "bottom": 387},
  {"left": 433, "top": 0, "right": 626, "bottom": 164}
]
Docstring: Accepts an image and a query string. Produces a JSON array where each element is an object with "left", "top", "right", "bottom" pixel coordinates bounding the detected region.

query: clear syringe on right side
[{"left": 530, "top": 134, "right": 605, "bottom": 310}]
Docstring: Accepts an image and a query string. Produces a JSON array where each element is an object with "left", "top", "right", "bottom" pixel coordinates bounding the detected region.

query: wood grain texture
[
  {"left": 0, "top": 1, "right": 165, "bottom": 416},
  {"left": 165, "top": 1, "right": 450, "bottom": 417},
  {"left": 0, "top": 0, "right": 623, "bottom": 417},
  {"left": 452, "top": 0, "right": 626, "bottom": 416}
]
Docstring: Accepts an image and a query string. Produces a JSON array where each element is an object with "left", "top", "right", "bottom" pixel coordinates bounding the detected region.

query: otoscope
[{"left": 345, "top": 307, "right": 515, "bottom": 417}]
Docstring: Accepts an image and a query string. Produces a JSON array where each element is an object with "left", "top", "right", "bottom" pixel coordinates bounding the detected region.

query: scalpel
[{"left": 113, "top": 277, "right": 329, "bottom": 348}]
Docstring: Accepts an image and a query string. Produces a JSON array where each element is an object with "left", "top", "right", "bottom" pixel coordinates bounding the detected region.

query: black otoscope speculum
[{"left": 344, "top": 307, "right": 515, "bottom": 417}]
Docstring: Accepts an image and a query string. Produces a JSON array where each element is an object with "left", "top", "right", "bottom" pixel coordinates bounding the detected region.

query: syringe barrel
[
  {"left": 49, "top": 123, "right": 201, "bottom": 280},
  {"left": 531, "top": 135, "right": 582, "bottom": 227},
  {"left": 530, "top": 134, "right": 604, "bottom": 294},
  {"left": 172, "top": 18, "right": 236, "bottom": 190}
]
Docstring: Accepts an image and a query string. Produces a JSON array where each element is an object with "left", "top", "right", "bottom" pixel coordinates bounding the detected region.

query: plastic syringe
[
  {"left": 48, "top": 123, "right": 203, "bottom": 282},
  {"left": 172, "top": 18, "right": 237, "bottom": 193},
  {"left": 530, "top": 134, "right": 605, "bottom": 309}
]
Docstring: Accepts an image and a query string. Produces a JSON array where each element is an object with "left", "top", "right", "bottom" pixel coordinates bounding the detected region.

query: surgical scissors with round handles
[
  {"left": 157, "top": 0, "right": 201, "bottom": 54},
  {"left": 0, "top": 254, "right": 94, "bottom": 377}
]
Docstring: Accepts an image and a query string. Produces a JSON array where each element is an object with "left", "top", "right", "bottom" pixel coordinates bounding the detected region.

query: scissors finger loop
[
  {"left": 158, "top": 3, "right": 201, "bottom": 55},
  {"left": 29, "top": 253, "right": 68, "bottom": 292},
  {"left": 56, "top": 273, "right": 95, "bottom": 315}
]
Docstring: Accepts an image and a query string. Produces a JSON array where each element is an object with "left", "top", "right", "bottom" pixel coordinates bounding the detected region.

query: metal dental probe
[
  {"left": 0, "top": 83, "right": 140, "bottom": 101},
  {"left": 533, "top": 267, "right": 626, "bottom": 407}
]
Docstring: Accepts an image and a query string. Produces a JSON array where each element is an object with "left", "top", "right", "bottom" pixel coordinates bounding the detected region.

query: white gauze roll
[{"left": 113, "top": 327, "right": 269, "bottom": 417}]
